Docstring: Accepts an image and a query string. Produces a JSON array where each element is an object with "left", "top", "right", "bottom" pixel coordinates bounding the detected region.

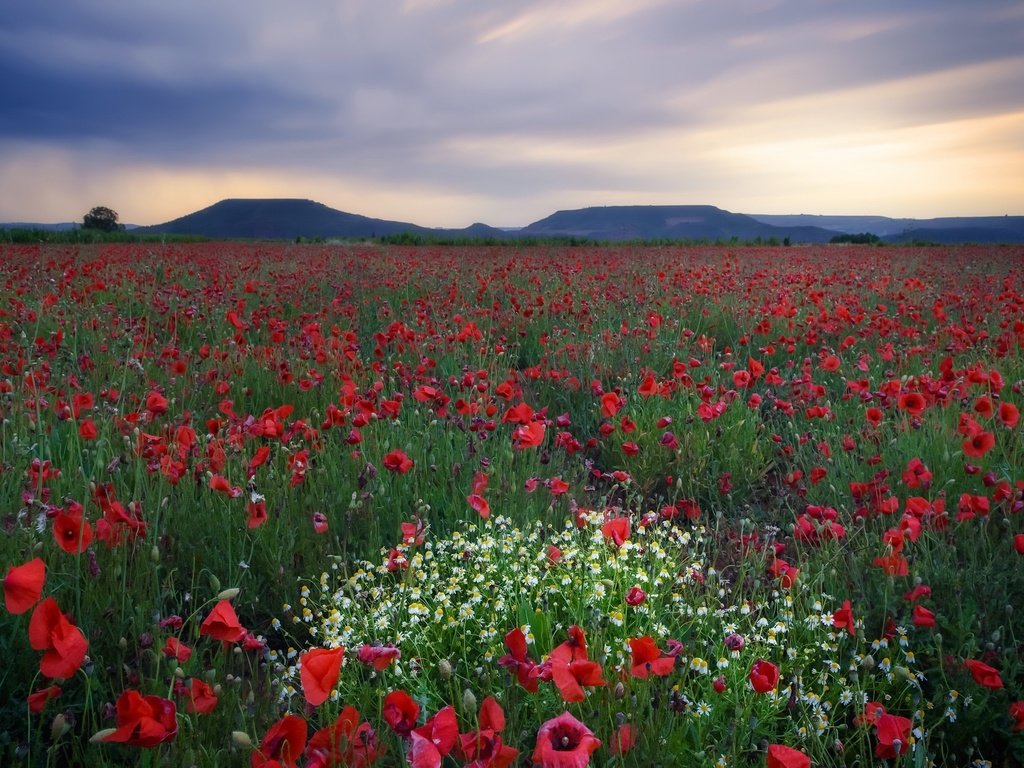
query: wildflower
[
  {"left": 100, "top": 690, "right": 177, "bottom": 748},
  {"left": 28, "top": 597, "right": 88, "bottom": 679},
  {"left": 300, "top": 646, "right": 345, "bottom": 706},
  {"left": 749, "top": 659, "right": 780, "bottom": 694},
  {"left": 4, "top": 557, "right": 46, "bottom": 614},
  {"left": 532, "top": 712, "right": 601, "bottom": 768},
  {"left": 767, "top": 743, "right": 810, "bottom": 768},
  {"left": 252, "top": 714, "right": 307, "bottom": 768}
]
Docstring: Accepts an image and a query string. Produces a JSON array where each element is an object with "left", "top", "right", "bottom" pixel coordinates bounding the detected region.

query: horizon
[{"left": 2, "top": 2, "right": 1022, "bottom": 227}]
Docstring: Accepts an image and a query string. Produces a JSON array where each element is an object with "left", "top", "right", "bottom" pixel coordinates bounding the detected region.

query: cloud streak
[{"left": 1, "top": 0, "right": 1021, "bottom": 225}]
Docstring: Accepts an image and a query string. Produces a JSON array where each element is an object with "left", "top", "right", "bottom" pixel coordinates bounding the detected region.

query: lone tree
[{"left": 82, "top": 206, "right": 124, "bottom": 232}]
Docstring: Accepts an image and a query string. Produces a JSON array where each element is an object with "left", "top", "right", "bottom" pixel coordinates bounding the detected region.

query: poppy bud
[
  {"left": 463, "top": 688, "right": 477, "bottom": 712},
  {"left": 217, "top": 588, "right": 240, "bottom": 601},
  {"left": 438, "top": 659, "right": 452, "bottom": 680},
  {"left": 51, "top": 714, "right": 71, "bottom": 740},
  {"left": 90, "top": 728, "right": 117, "bottom": 743},
  {"left": 150, "top": 545, "right": 160, "bottom": 563},
  {"left": 231, "top": 731, "right": 252, "bottom": 748},
  {"left": 614, "top": 682, "right": 626, "bottom": 700}
]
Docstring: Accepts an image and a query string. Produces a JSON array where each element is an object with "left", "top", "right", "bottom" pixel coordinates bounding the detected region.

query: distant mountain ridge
[{"left": 10, "top": 199, "right": 1024, "bottom": 243}]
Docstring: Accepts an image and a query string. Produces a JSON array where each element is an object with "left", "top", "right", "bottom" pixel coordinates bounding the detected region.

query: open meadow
[{"left": 2, "top": 242, "right": 1023, "bottom": 767}]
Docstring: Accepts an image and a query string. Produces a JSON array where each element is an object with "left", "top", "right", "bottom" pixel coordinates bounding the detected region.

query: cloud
[{"left": 1, "top": 0, "right": 1022, "bottom": 224}]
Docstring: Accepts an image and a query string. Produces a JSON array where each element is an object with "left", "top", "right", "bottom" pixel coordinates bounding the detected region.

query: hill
[
  {"left": 748, "top": 213, "right": 1024, "bottom": 243},
  {"left": 134, "top": 198, "right": 509, "bottom": 241},
  {"left": 518, "top": 205, "right": 836, "bottom": 242}
]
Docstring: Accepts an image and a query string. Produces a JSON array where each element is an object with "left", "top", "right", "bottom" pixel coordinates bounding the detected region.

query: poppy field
[{"left": 2, "top": 242, "right": 1024, "bottom": 767}]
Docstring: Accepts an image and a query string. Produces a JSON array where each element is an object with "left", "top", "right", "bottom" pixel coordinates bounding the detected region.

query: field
[{"left": 2, "top": 242, "right": 1023, "bottom": 767}]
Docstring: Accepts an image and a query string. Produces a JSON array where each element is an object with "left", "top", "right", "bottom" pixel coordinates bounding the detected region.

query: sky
[{"left": 1, "top": 0, "right": 1022, "bottom": 228}]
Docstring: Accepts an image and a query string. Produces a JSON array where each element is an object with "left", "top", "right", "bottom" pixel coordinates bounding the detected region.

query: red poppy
[
  {"left": 964, "top": 659, "right": 1003, "bottom": 689},
  {"left": 28, "top": 597, "right": 88, "bottom": 679},
  {"left": 101, "top": 690, "right": 178, "bottom": 748},
  {"left": 551, "top": 659, "right": 606, "bottom": 702},
  {"left": 4, "top": 557, "right": 46, "bottom": 614},
  {"left": 749, "top": 659, "right": 780, "bottom": 693},
  {"left": 300, "top": 646, "right": 346, "bottom": 706},
  {"left": 186, "top": 678, "right": 218, "bottom": 715},
  {"left": 873, "top": 713, "right": 911, "bottom": 758},
  {"left": 609, "top": 724, "right": 636, "bottom": 756},
  {"left": 601, "top": 517, "right": 630, "bottom": 546},
  {"left": 408, "top": 705, "right": 458, "bottom": 768},
  {"left": 306, "top": 706, "right": 380, "bottom": 768},
  {"left": 912, "top": 605, "right": 936, "bottom": 628},
  {"left": 625, "top": 586, "right": 647, "bottom": 606},
  {"left": 1015, "top": 534, "right": 1024, "bottom": 555},
  {"left": 865, "top": 407, "right": 883, "bottom": 427},
  {"left": 457, "top": 695, "right": 518, "bottom": 768},
  {"left": 467, "top": 494, "right": 490, "bottom": 519},
  {"left": 357, "top": 644, "right": 400, "bottom": 670},
  {"left": 199, "top": 599, "right": 245, "bottom": 643},
  {"left": 497, "top": 627, "right": 538, "bottom": 692},
  {"left": 1010, "top": 701, "right": 1024, "bottom": 732},
  {"left": 531, "top": 712, "right": 600, "bottom": 768},
  {"left": 897, "top": 392, "right": 926, "bottom": 416},
  {"left": 550, "top": 625, "right": 589, "bottom": 663},
  {"left": 253, "top": 714, "right": 308, "bottom": 768},
  {"left": 767, "top": 744, "right": 810, "bottom": 768},
  {"left": 27, "top": 684, "right": 62, "bottom": 714},
  {"left": 383, "top": 449, "right": 414, "bottom": 474},
  {"left": 832, "top": 600, "right": 856, "bottom": 636},
  {"left": 383, "top": 689, "right": 420, "bottom": 737},
  {"left": 162, "top": 636, "right": 192, "bottom": 663},
  {"left": 512, "top": 421, "right": 546, "bottom": 450},
  {"left": 628, "top": 636, "right": 676, "bottom": 678},
  {"left": 600, "top": 391, "right": 623, "bottom": 418},
  {"left": 963, "top": 430, "right": 995, "bottom": 458},
  {"left": 999, "top": 401, "right": 1020, "bottom": 428},
  {"left": 53, "top": 509, "right": 93, "bottom": 554},
  {"left": 246, "top": 499, "right": 268, "bottom": 529}
]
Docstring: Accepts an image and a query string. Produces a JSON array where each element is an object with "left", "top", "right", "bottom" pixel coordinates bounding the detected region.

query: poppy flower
[
  {"left": 609, "top": 724, "right": 636, "bottom": 756},
  {"left": 356, "top": 643, "right": 400, "bottom": 670},
  {"left": 467, "top": 494, "right": 490, "bottom": 519},
  {"left": 306, "top": 706, "right": 380, "bottom": 768},
  {"left": 27, "top": 684, "right": 62, "bottom": 714},
  {"left": 383, "top": 449, "right": 414, "bottom": 474},
  {"left": 300, "top": 646, "right": 346, "bottom": 706},
  {"left": 28, "top": 597, "right": 88, "bottom": 679},
  {"left": 963, "top": 430, "right": 995, "bottom": 458},
  {"left": 998, "top": 401, "right": 1020, "bottom": 428},
  {"left": 253, "top": 714, "right": 308, "bottom": 768},
  {"left": 512, "top": 421, "right": 546, "bottom": 450},
  {"left": 186, "top": 678, "right": 218, "bottom": 715},
  {"left": 767, "top": 744, "right": 811, "bottom": 768},
  {"left": 1010, "top": 701, "right": 1024, "bottom": 732},
  {"left": 625, "top": 586, "right": 647, "bottom": 606},
  {"left": 532, "top": 712, "right": 601, "bottom": 768},
  {"left": 246, "top": 499, "right": 268, "bottom": 529},
  {"left": 964, "top": 659, "right": 1003, "bottom": 689},
  {"left": 749, "top": 659, "right": 780, "bottom": 693},
  {"left": 551, "top": 659, "right": 606, "bottom": 702},
  {"left": 628, "top": 636, "right": 676, "bottom": 678},
  {"left": 550, "top": 625, "right": 589, "bottom": 663},
  {"left": 408, "top": 705, "right": 458, "bottom": 768},
  {"left": 4, "top": 557, "right": 46, "bottom": 614},
  {"left": 383, "top": 689, "right": 420, "bottom": 737},
  {"left": 832, "top": 600, "right": 856, "bottom": 636},
  {"left": 458, "top": 695, "right": 518, "bottom": 768},
  {"left": 912, "top": 605, "right": 936, "bottom": 628},
  {"left": 199, "top": 599, "right": 245, "bottom": 643},
  {"left": 53, "top": 510, "right": 93, "bottom": 554},
  {"left": 601, "top": 517, "right": 630, "bottom": 546},
  {"left": 100, "top": 690, "right": 178, "bottom": 748},
  {"left": 1015, "top": 534, "right": 1024, "bottom": 555},
  {"left": 162, "top": 636, "right": 192, "bottom": 663},
  {"left": 873, "top": 713, "right": 911, "bottom": 758},
  {"left": 497, "top": 627, "right": 538, "bottom": 692}
]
